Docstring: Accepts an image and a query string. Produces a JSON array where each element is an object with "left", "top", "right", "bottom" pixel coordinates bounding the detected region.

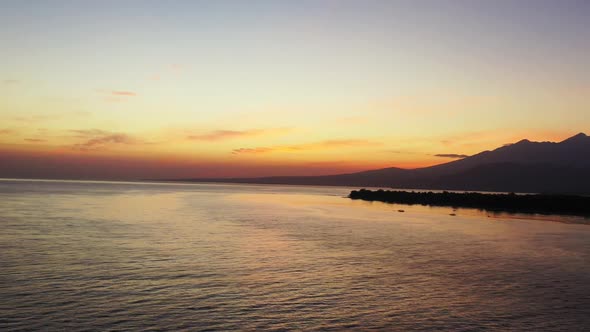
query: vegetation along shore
[{"left": 348, "top": 189, "right": 590, "bottom": 217}]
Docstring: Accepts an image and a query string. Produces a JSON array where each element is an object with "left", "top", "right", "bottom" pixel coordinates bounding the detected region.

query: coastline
[{"left": 349, "top": 189, "right": 590, "bottom": 218}]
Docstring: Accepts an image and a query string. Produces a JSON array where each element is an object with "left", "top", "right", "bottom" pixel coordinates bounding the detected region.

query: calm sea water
[{"left": 1, "top": 179, "right": 589, "bottom": 331}]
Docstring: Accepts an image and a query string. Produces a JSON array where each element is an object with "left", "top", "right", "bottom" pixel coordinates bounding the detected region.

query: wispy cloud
[
  {"left": 232, "top": 139, "right": 378, "bottom": 155},
  {"left": 384, "top": 149, "right": 422, "bottom": 155},
  {"left": 74, "top": 134, "right": 138, "bottom": 151},
  {"left": 434, "top": 153, "right": 469, "bottom": 159},
  {"left": 0, "top": 129, "right": 15, "bottom": 135},
  {"left": 69, "top": 129, "right": 143, "bottom": 151},
  {"left": 187, "top": 128, "right": 290, "bottom": 141},
  {"left": 97, "top": 89, "right": 138, "bottom": 97},
  {"left": 24, "top": 138, "right": 47, "bottom": 143},
  {"left": 231, "top": 147, "right": 274, "bottom": 154},
  {"left": 70, "top": 129, "right": 110, "bottom": 138},
  {"left": 111, "top": 90, "right": 137, "bottom": 96},
  {"left": 3, "top": 79, "right": 19, "bottom": 84},
  {"left": 97, "top": 89, "right": 138, "bottom": 102}
]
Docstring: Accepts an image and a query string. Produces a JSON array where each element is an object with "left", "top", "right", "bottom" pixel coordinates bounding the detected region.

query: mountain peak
[
  {"left": 561, "top": 132, "right": 588, "bottom": 144},
  {"left": 514, "top": 138, "right": 531, "bottom": 145}
]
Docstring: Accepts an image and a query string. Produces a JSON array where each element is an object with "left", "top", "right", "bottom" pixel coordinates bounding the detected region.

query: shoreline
[{"left": 348, "top": 189, "right": 590, "bottom": 218}]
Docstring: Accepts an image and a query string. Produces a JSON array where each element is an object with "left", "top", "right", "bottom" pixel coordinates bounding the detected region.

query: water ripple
[{"left": 1, "top": 180, "right": 589, "bottom": 331}]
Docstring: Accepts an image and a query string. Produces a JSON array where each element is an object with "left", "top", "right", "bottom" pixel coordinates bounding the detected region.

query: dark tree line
[{"left": 349, "top": 189, "right": 590, "bottom": 217}]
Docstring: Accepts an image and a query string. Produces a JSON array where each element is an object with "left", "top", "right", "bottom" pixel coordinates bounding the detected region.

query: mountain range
[{"left": 171, "top": 133, "right": 590, "bottom": 194}]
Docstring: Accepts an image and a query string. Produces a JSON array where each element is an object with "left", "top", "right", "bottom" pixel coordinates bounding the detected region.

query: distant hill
[{"left": 169, "top": 133, "right": 590, "bottom": 194}]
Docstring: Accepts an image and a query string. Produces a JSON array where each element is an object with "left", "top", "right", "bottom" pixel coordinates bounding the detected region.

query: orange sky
[{"left": 1, "top": 1, "right": 588, "bottom": 180}]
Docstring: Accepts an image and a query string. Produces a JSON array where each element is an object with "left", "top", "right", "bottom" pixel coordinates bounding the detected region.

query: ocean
[{"left": 1, "top": 179, "right": 589, "bottom": 331}]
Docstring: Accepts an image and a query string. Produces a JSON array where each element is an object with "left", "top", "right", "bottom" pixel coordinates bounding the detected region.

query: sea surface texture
[{"left": 1, "top": 179, "right": 589, "bottom": 331}]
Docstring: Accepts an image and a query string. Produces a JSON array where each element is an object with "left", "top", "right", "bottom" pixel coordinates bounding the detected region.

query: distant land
[
  {"left": 163, "top": 133, "right": 590, "bottom": 195},
  {"left": 349, "top": 189, "right": 590, "bottom": 218}
]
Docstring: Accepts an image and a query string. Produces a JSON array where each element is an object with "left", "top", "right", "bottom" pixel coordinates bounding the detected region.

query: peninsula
[{"left": 348, "top": 189, "right": 590, "bottom": 217}]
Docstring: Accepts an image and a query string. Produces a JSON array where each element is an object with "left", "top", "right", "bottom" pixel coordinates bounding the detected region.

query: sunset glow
[{"left": 1, "top": 1, "right": 588, "bottom": 179}]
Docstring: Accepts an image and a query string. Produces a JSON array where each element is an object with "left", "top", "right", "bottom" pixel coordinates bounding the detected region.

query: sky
[{"left": 1, "top": 0, "right": 589, "bottom": 179}]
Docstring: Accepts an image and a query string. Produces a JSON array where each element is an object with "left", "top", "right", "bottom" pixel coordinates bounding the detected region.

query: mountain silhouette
[{"left": 172, "top": 133, "right": 590, "bottom": 194}]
